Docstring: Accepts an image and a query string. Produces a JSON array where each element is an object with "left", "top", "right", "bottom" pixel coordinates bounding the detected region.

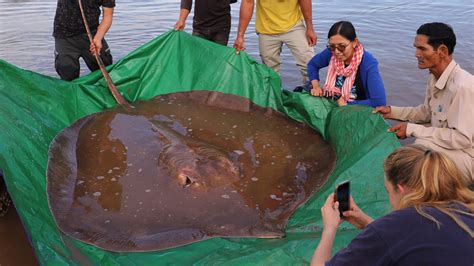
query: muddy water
[
  {"left": 0, "top": 208, "right": 38, "bottom": 266},
  {"left": 1, "top": 0, "right": 472, "bottom": 104},
  {"left": 47, "top": 91, "right": 336, "bottom": 252},
  {"left": 1, "top": 173, "right": 37, "bottom": 265}
]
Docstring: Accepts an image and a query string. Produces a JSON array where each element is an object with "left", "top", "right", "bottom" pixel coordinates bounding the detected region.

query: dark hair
[
  {"left": 327, "top": 21, "right": 357, "bottom": 41},
  {"left": 416, "top": 22, "right": 456, "bottom": 55}
]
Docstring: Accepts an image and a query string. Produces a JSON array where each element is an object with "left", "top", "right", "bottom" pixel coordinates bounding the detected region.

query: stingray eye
[
  {"left": 183, "top": 176, "right": 193, "bottom": 188},
  {"left": 232, "top": 165, "right": 240, "bottom": 173},
  {"left": 178, "top": 174, "right": 198, "bottom": 188},
  {"left": 178, "top": 174, "right": 193, "bottom": 188}
]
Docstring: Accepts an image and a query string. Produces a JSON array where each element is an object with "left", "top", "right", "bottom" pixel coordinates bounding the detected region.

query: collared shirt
[
  {"left": 180, "top": 0, "right": 231, "bottom": 32},
  {"left": 255, "top": 0, "right": 303, "bottom": 35},
  {"left": 390, "top": 60, "right": 474, "bottom": 157},
  {"left": 53, "top": 0, "right": 115, "bottom": 39}
]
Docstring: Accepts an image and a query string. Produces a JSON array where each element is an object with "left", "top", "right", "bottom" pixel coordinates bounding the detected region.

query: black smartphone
[{"left": 334, "top": 180, "right": 350, "bottom": 218}]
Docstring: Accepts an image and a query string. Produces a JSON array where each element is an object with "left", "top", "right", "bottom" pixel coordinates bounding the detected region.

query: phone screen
[{"left": 335, "top": 181, "right": 350, "bottom": 217}]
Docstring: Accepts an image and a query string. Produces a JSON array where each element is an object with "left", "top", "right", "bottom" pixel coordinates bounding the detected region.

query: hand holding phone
[{"left": 334, "top": 180, "right": 350, "bottom": 218}]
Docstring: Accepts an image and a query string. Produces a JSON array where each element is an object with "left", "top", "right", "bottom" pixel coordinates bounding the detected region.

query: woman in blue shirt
[
  {"left": 311, "top": 145, "right": 474, "bottom": 266},
  {"left": 307, "top": 21, "right": 386, "bottom": 107}
]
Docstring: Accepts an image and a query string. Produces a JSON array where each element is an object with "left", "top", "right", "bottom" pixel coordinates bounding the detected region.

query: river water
[
  {"left": 0, "top": 0, "right": 473, "bottom": 264},
  {"left": 1, "top": 0, "right": 473, "bottom": 106}
]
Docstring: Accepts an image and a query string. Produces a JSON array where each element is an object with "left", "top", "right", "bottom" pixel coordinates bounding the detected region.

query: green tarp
[{"left": 0, "top": 30, "right": 400, "bottom": 265}]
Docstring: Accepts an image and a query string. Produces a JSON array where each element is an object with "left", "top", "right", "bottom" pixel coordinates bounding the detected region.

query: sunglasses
[{"left": 326, "top": 41, "right": 351, "bottom": 52}]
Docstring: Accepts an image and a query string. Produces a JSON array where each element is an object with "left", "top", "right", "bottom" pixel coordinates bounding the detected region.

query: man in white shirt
[{"left": 374, "top": 22, "right": 474, "bottom": 186}]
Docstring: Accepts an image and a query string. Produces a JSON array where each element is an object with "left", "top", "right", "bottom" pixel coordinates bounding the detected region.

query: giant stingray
[{"left": 47, "top": 90, "right": 336, "bottom": 252}]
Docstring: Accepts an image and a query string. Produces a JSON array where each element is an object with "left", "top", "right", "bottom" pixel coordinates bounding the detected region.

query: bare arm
[
  {"left": 298, "top": 0, "right": 317, "bottom": 46},
  {"left": 311, "top": 194, "right": 341, "bottom": 266},
  {"left": 91, "top": 7, "right": 113, "bottom": 54},
  {"left": 233, "top": 0, "right": 254, "bottom": 53},
  {"left": 311, "top": 228, "right": 337, "bottom": 266},
  {"left": 175, "top": 8, "right": 191, "bottom": 30},
  {"left": 175, "top": 0, "right": 191, "bottom": 30},
  {"left": 388, "top": 81, "right": 432, "bottom": 123}
]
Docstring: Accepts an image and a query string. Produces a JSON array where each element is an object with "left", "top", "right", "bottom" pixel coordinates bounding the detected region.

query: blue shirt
[
  {"left": 326, "top": 206, "right": 474, "bottom": 266},
  {"left": 307, "top": 48, "right": 387, "bottom": 107}
]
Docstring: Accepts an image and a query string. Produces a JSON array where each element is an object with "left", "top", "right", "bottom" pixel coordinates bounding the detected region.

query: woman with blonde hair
[{"left": 311, "top": 145, "right": 474, "bottom": 265}]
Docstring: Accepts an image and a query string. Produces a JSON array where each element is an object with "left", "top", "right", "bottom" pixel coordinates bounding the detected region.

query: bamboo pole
[{"left": 77, "top": 0, "right": 131, "bottom": 107}]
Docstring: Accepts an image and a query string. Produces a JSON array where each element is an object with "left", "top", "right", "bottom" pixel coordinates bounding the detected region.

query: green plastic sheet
[{"left": 0, "top": 30, "right": 400, "bottom": 265}]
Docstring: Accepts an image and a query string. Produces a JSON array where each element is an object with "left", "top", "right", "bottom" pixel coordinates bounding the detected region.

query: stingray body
[
  {"left": 47, "top": 90, "right": 336, "bottom": 252},
  {"left": 151, "top": 121, "right": 240, "bottom": 189}
]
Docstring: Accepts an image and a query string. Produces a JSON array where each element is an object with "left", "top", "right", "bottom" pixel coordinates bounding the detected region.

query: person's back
[{"left": 328, "top": 205, "right": 474, "bottom": 265}]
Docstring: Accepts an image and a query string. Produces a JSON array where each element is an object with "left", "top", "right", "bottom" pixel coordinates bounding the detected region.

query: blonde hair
[{"left": 384, "top": 145, "right": 474, "bottom": 237}]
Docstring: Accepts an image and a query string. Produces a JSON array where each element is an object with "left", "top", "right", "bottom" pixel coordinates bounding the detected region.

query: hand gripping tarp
[{"left": 0, "top": 30, "right": 399, "bottom": 265}]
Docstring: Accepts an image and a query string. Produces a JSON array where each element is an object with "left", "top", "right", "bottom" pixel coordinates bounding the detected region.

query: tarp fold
[{"left": 0, "top": 30, "right": 399, "bottom": 265}]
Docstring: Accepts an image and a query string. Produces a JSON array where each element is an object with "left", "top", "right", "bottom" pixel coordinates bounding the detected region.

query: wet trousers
[
  {"left": 193, "top": 27, "right": 230, "bottom": 46},
  {"left": 54, "top": 33, "right": 113, "bottom": 81}
]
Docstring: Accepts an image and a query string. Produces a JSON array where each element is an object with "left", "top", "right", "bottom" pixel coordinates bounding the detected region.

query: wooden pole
[{"left": 77, "top": 0, "right": 130, "bottom": 107}]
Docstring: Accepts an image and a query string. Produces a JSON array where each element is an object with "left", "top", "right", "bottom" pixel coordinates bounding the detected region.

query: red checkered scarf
[{"left": 323, "top": 44, "right": 364, "bottom": 102}]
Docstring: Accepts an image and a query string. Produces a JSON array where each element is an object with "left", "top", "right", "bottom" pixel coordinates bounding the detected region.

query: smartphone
[{"left": 334, "top": 180, "right": 350, "bottom": 218}]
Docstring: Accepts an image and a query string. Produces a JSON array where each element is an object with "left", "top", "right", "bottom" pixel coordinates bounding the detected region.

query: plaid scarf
[{"left": 323, "top": 44, "right": 364, "bottom": 102}]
